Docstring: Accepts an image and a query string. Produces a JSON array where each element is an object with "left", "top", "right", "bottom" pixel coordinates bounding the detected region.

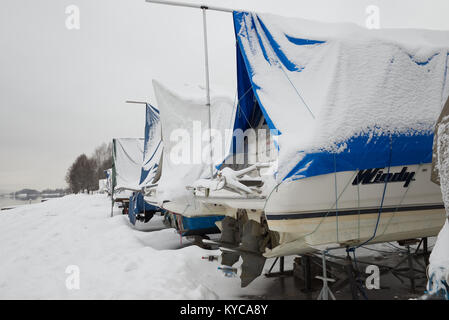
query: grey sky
[{"left": 1, "top": 0, "right": 448, "bottom": 192}]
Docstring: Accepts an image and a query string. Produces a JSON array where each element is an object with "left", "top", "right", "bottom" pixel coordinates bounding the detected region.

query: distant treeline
[
  {"left": 65, "top": 142, "right": 112, "bottom": 194},
  {"left": 8, "top": 188, "right": 67, "bottom": 197}
]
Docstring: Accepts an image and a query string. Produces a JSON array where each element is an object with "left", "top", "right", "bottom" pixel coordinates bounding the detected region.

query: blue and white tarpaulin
[
  {"left": 232, "top": 11, "right": 449, "bottom": 181},
  {"left": 128, "top": 192, "right": 159, "bottom": 225},
  {"left": 139, "top": 104, "right": 163, "bottom": 187}
]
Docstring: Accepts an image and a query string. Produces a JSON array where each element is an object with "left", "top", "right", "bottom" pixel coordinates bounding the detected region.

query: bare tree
[
  {"left": 91, "top": 142, "right": 113, "bottom": 181},
  {"left": 65, "top": 154, "right": 98, "bottom": 193},
  {"left": 65, "top": 142, "right": 113, "bottom": 193}
]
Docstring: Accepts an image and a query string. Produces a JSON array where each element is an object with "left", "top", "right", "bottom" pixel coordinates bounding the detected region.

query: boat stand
[
  {"left": 390, "top": 238, "right": 428, "bottom": 293},
  {"left": 265, "top": 256, "right": 293, "bottom": 278},
  {"left": 300, "top": 255, "right": 314, "bottom": 292},
  {"left": 316, "top": 251, "right": 336, "bottom": 300}
]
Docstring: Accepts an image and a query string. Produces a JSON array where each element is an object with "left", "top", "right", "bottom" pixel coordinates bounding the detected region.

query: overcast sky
[{"left": 1, "top": 0, "right": 449, "bottom": 192}]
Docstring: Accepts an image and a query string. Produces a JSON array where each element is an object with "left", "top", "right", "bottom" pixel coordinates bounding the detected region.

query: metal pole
[
  {"left": 322, "top": 252, "right": 328, "bottom": 300},
  {"left": 125, "top": 100, "right": 148, "bottom": 105},
  {"left": 145, "top": 0, "right": 234, "bottom": 13},
  {"left": 303, "top": 255, "right": 312, "bottom": 292},
  {"left": 202, "top": 8, "right": 214, "bottom": 178},
  {"left": 423, "top": 237, "right": 429, "bottom": 266},
  {"left": 110, "top": 190, "right": 114, "bottom": 217},
  {"left": 146, "top": 0, "right": 225, "bottom": 178}
]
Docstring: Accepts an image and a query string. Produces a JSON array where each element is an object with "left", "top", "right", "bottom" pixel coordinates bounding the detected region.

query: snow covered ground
[
  {"left": 0, "top": 194, "right": 277, "bottom": 299},
  {"left": 0, "top": 194, "right": 437, "bottom": 299}
]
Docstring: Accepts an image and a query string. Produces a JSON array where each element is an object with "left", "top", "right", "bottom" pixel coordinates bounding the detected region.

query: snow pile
[
  {"left": 0, "top": 195, "right": 271, "bottom": 299},
  {"left": 427, "top": 220, "right": 449, "bottom": 298},
  {"left": 152, "top": 80, "right": 235, "bottom": 202},
  {"left": 235, "top": 12, "right": 449, "bottom": 179},
  {"left": 427, "top": 117, "right": 449, "bottom": 299}
]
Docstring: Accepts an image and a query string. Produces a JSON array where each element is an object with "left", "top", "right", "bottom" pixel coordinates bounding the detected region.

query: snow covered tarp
[
  {"left": 139, "top": 104, "right": 163, "bottom": 188},
  {"left": 112, "top": 138, "right": 145, "bottom": 196},
  {"left": 152, "top": 80, "right": 235, "bottom": 202},
  {"left": 232, "top": 11, "right": 449, "bottom": 181},
  {"left": 428, "top": 96, "right": 449, "bottom": 299}
]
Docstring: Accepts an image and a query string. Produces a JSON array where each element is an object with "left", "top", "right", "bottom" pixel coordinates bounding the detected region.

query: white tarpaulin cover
[
  {"left": 112, "top": 138, "right": 144, "bottom": 194},
  {"left": 152, "top": 80, "right": 235, "bottom": 202}
]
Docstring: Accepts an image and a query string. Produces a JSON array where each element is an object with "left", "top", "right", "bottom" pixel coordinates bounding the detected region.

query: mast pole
[
  {"left": 125, "top": 100, "right": 149, "bottom": 105},
  {"left": 202, "top": 7, "right": 214, "bottom": 178},
  {"left": 145, "top": 0, "right": 234, "bottom": 13},
  {"left": 145, "top": 0, "right": 230, "bottom": 178}
]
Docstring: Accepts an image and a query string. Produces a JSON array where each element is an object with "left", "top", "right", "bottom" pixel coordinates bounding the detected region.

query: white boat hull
[
  {"left": 195, "top": 163, "right": 446, "bottom": 256},
  {"left": 265, "top": 163, "right": 445, "bottom": 255}
]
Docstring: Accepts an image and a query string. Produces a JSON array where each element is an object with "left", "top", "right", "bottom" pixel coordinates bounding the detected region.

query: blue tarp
[
  {"left": 232, "top": 11, "right": 449, "bottom": 181},
  {"left": 128, "top": 103, "right": 163, "bottom": 225},
  {"left": 180, "top": 215, "right": 224, "bottom": 236},
  {"left": 128, "top": 192, "right": 159, "bottom": 225},
  {"left": 139, "top": 104, "right": 162, "bottom": 187}
]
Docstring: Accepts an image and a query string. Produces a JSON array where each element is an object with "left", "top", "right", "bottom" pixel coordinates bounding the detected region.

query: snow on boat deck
[{"left": 0, "top": 194, "right": 273, "bottom": 299}]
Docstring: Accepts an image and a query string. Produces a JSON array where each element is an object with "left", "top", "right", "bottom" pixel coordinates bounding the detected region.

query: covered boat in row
[{"left": 186, "top": 11, "right": 449, "bottom": 286}]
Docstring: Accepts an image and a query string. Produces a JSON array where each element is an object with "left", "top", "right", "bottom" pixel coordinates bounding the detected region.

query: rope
[
  {"left": 357, "top": 168, "right": 361, "bottom": 241},
  {"left": 377, "top": 163, "right": 422, "bottom": 238},
  {"left": 278, "top": 66, "right": 315, "bottom": 119},
  {"left": 250, "top": 16, "right": 315, "bottom": 119},
  {"left": 354, "top": 135, "right": 393, "bottom": 249},
  {"left": 351, "top": 249, "right": 369, "bottom": 300},
  {"left": 235, "top": 86, "right": 258, "bottom": 130},
  {"left": 360, "top": 245, "right": 403, "bottom": 255},
  {"left": 334, "top": 154, "right": 339, "bottom": 242}
]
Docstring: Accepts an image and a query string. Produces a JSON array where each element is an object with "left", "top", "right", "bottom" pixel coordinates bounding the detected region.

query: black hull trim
[
  {"left": 182, "top": 227, "right": 220, "bottom": 236},
  {"left": 266, "top": 204, "right": 445, "bottom": 220}
]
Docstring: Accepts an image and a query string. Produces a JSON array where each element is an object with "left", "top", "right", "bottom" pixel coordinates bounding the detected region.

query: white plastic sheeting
[
  {"left": 113, "top": 138, "right": 145, "bottom": 193},
  {"left": 152, "top": 80, "right": 235, "bottom": 202}
]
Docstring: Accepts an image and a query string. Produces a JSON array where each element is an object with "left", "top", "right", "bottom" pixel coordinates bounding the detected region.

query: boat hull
[{"left": 263, "top": 163, "right": 446, "bottom": 256}]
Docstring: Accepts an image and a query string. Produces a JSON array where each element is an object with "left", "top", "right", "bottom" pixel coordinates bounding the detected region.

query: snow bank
[{"left": 0, "top": 195, "right": 270, "bottom": 299}]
